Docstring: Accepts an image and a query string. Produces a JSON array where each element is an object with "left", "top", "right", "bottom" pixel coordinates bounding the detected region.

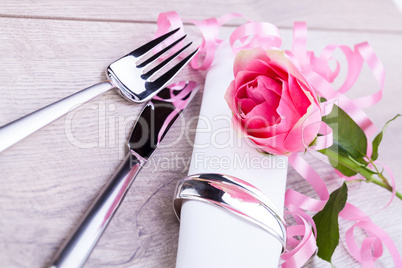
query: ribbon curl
[{"left": 285, "top": 21, "right": 400, "bottom": 268}]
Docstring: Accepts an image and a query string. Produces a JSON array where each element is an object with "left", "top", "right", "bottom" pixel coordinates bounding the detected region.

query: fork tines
[
  {"left": 133, "top": 27, "right": 196, "bottom": 81},
  {"left": 130, "top": 27, "right": 181, "bottom": 58},
  {"left": 108, "top": 27, "right": 198, "bottom": 103},
  {"left": 131, "top": 27, "right": 198, "bottom": 90},
  {"left": 144, "top": 48, "right": 198, "bottom": 92}
]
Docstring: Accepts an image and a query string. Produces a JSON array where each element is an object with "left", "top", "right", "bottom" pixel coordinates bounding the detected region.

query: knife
[{"left": 49, "top": 81, "right": 199, "bottom": 268}]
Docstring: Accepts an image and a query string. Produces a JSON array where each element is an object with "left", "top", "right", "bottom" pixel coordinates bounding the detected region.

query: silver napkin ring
[{"left": 173, "top": 173, "right": 287, "bottom": 252}]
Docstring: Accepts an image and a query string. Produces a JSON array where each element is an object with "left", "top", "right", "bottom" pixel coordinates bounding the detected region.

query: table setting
[{"left": 1, "top": 1, "right": 402, "bottom": 267}]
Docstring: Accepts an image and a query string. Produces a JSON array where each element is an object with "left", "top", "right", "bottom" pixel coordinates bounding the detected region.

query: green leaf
[
  {"left": 372, "top": 114, "right": 401, "bottom": 161},
  {"left": 319, "top": 105, "right": 368, "bottom": 176},
  {"left": 313, "top": 183, "right": 348, "bottom": 263}
]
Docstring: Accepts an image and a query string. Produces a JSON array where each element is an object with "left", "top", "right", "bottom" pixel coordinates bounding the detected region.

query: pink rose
[{"left": 225, "top": 48, "right": 321, "bottom": 155}]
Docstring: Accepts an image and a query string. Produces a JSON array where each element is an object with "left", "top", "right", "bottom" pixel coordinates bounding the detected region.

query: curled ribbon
[
  {"left": 153, "top": 81, "right": 198, "bottom": 142},
  {"left": 153, "top": 11, "right": 401, "bottom": 268},
  {"left": 285, "top": 21, "right": 400, "bottom": 268}
]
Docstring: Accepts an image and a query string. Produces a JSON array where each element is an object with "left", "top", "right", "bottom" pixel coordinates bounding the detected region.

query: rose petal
[
  {"left": 250, "top": 132, "right": 289, "bottom": 155},
  {"left": 287, "top": 75, "right": 311, "bottom": 116},
  {"left": 237, "top": 98, "right": 257, "bottom": 116},
  {"left": 236, "top": 58, "right": 287, "bottom": 92},
  {"left": 244, "top": 102, "right": 280, "bottom": 129},
  {"left": 244, "top": 77, "right": 280, "bottom": 105},
  {"left": 237, "top": 76, "right": 281, "bottom": 107},
  {"left": 236, "top": 82, "right": 251, "bottom": 99},
  {"left": 233, "top": 47, "right": 270, "bottom": 75},
  {"left": 235, "top": 70, "right": 261, "bottom": 91},
  {"left": 283, "top": 103, "right": 321, "bottom": 152},
  {"left": 246, "top": 58, "right": 280, "bottom": 77},
  {"left": 255, "top": 76, "right": 282, "bottom": 101},
  {"left": 275, "top": 80, "right": 300, "bottom": 132},
  {"left": 267, "top": 49, "right": 310, "bottom": 88},
  {"left": 265, "top": 50, "right": 290, "bottom": 79},
  {"left": 297, "top": 78, "right": 320, "bottom": 107}
]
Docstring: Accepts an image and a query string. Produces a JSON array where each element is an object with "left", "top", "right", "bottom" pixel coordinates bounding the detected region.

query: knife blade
[{"left": 49, "top": 81, "right": 199, "bottom": 268}]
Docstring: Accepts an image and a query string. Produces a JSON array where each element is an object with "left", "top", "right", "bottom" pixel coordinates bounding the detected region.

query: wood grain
[
  {"left": 0, "top": 0, "right": 402, "bottom": 32},
  {"left": 0, "top": 2, "right": 401, "bottom": 268}
]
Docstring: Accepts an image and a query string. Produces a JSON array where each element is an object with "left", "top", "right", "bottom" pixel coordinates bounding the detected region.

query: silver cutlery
[
  {"left": 49, "top": 81, "right": 199, "bottom": 268},
  {"left": 0, "top": 28, "right": 197, "bottom": 153}
]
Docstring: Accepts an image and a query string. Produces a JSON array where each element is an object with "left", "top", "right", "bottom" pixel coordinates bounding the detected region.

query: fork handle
[{"left": 0, "top": 81, "right": 114, "bottom": 153}]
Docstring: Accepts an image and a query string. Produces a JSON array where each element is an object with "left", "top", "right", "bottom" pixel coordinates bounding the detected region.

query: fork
[{"left": 0, "top": 27, "right": 197, "bottom": 153}]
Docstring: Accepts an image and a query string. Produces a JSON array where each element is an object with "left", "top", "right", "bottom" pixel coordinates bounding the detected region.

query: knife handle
[
  {"left": 0, "top": 81, "right": 113, "bottom": 153},
  {"left": 49, "top": 153, "right": 144, "bottom": 268}
]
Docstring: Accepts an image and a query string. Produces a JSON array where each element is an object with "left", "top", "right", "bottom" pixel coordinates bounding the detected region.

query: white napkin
[{"left": 175, "top": 42, "right": 288, "bottom": 268}]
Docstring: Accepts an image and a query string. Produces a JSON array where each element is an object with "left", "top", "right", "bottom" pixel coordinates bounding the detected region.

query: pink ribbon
[
  {"left": 340, "top": 203, "right": 402, "bottom": 267},
  {"left": 281, "top": 210, "right": 317, "bottom": 268},
  {"left": 153, "top": 81, "right": 198, "bottom": 142},
  {"left": 153, "top": 11, "right": 401, "bottom": 268},
  {"left": 284, "top": 22, "right": 400, "bottom": 268}
]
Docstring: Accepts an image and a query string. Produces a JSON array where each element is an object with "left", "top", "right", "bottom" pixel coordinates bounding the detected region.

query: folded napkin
[{"left": 175, "top": 42, "right": 288, "bottom": 268}]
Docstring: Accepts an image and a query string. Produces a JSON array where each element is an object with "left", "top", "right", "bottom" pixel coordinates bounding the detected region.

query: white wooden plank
[{"left": 0, "top": 0, "right": 402, "bottom": 32}]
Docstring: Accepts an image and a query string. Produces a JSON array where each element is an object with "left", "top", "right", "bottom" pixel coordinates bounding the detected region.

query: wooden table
[{"left": 1, "top": 1, "right": 402, "bottom": 267}]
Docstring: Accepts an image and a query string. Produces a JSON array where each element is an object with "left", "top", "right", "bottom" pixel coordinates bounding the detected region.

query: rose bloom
[{"left": 225, "top": 48, "right": 321, "bottom": 155}]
